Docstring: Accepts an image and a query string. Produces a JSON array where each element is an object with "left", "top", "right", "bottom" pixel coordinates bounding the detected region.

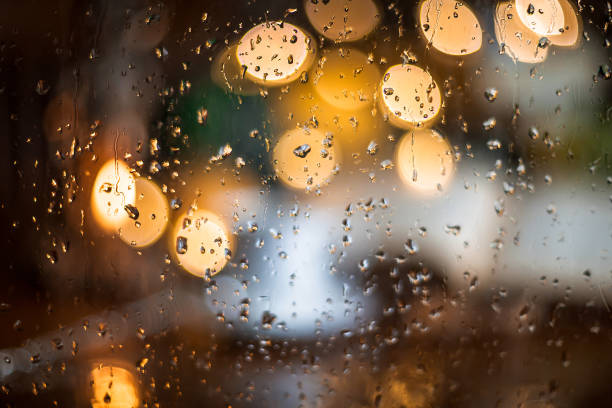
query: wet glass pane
[{"left": 1, "top": 0, "right": 611, "bottom": 406}]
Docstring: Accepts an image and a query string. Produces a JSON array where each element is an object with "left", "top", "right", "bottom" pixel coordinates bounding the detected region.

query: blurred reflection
[
  {"left": 494, "top": 1, "right": 549, "bottom": 64},
  {"left": 236, "top": 21, "right": 315, "bottom": 86},
  {"left": 272, "top": 127, "right": 339, "bottom": 190},
  {"left": 172, "top": 208, "right": 232, "bottom": 278},
  {"left": 515, "top": 0, "right": 564, "bottom": 36},
  {"left": 419, "top": 0, "right": 482, "bottom": 56},
  {"left": 304, "top": 0, "right": 380, "bottom": 42},
  {"left": 91, "top": 160, "right": 136, "bottom": 232},
  {"left": 396, "top": 129, "right": 454, "bottom": 193},
  {"left": 314, "top": 47, "right": 380, "bottom": 110},
  {"left": 118, "top": 178, "right": 169, "bottom": 248},
  {"left": 90, "top": 365, "right": 139, "bottom": 408},
  {"left": 379, "top": 64, "right": 442, "bottom": 128}
]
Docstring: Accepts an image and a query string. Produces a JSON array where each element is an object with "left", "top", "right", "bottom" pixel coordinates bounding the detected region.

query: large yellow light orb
[
  {"left": 314, "top": 47, "right": 380, "bottom": 110},
  {"left": 549, "top": 0, "right": 580, "bottom": 47},
  {"left": 272, "top": 127, "right": 339, "bottom": 190},
  {"left": 91, "top": 160, "right": 136, "bottom": 231},
  {"left": 172, "top": 209, "right": 232, "bottom": 278},
  {"left": 515, "top": 0, "right": 564, "bottom": 36},
  {"left": 379, "top": 64, "right": 442, "bottom": 129},
  {"left": 396, "top": 129, "right": 455, "bottom": 193},
  {"left": 90, "top": 365, "right": 138, "bottom": 408},
  {"left": 304, "top": 0, "right": 380, "bottom": 42},
  {"left": 494, "top": 2, "right": 549, "bottom": 64},
  {"left": 118, "top": 178, "right": 169, "bottom": 248},
  {"left": 236, "top": 21, "right": 315, "bottom": 86},
  {"left": 419, "top": 0, "right": 482, "bottom": 56}
]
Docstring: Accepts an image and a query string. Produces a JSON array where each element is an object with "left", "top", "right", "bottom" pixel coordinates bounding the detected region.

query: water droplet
[
  {"left": 292, "top": 144, "right": 311, "bottom": 158},
  {"left": 484, "top": 87, "right": 498, "bottom": 102},
  {"left": 124, "top": 204, "right": 139, "bottom": 220},
  {"left": 176, "top": 236, "right": 188, "bottom": 254}
]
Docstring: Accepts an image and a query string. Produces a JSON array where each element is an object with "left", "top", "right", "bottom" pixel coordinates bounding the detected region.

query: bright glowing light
[
  {"left": 419, "top": 0, "right": 482, "bottom": 55},
  {"left": 314, "top": 47, "right": 380, "bottom": 110},
  {"left": 91, "top": 160, "right": 136, "bottom": 231},
  {"left": 494, "top": 2, "right": 549, "bottom": 64},
  {"left": 515, "top": 0, "right": 564, "bottom": 36},
  {"left": 172, "top": 209, "right": 231, "bottom": 278},
  {"left": 118, "top": 178, "right": 169, "bottom": 248},
  {"left": 272, "top": 127, "right": 339, "bottom": 190},
  {"left": 379, "top": 64, "right": 442, "bottom": 129},
  {"left": 90, "top": 365, "right": 138, "bottom": 408},
  {"left": 396, "top": 129, "right": 454, "bottom": 193},
  {"left": 549, "top": 0, "right": 580, "bottom": 47},
  {"left": 304, "top": 0, "right": 380, "bottom": 42},
  {"left": 211, "top": 45, "right": 260, "bottom": 95},
  {"left": 236, "top": 21, "right": 315, "bottom": 86}
]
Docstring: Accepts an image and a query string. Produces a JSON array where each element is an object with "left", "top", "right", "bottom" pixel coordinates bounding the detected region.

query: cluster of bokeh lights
[{"left": 90, "top": 0, "right": 582, "bottom": 281}]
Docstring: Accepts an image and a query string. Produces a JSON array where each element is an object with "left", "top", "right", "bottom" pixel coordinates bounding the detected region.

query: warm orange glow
[
  {"left": 314, "top": 47, "right": 380, "bottom": 110},
  {"left": 379, "top": 64, "right": 442, "bottom": 129},
  {"left": 515, "top": 0, "right": 564, "bottom": 36},
  {"left": 419, "top": 0, "right": 482, "bottom": 56},
  {"left": 304, "top": 0, "right": 380, "bottom": 42},
  {"left": 90, "top": 365, "right": 138, "bottom": 408},
  {"left": 118, "top": 178, "right": 169, "bottom": 248},
  {"left": 172, "top": 209, "right": 231, "bottom": 278},
  {"left": 494, "top": 2, "right": 549, "bottom": 64},
  {"left": 236, "top": 21, "right": 315, "bottom": 86},
  {"left": 91, "top": 160, "right": 136, "bottom": 231},
  {"left": 396, "top": 129, "right": 454, "bottom": 193},
  {"left": 549, "top": 0, "right": 581, "bottom": 47},
  {"left": 211, "top": 44, "right": 260, "bottom": 95},
  {"left": 273, "top": 127, "right": 339, "bottom": 190}
]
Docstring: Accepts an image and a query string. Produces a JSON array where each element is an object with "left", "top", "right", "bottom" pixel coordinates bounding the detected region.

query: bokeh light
[
  {"left": 236, "top": 21, "right": 315, "bottom": 86},
  {"left": 314, "top": 47, "right": 380, "bottom": 110},
  {"left": 172, "top": 209, "right": 232, "bottom": 278},
  {"left": 494, "top": 1, "right": 549, "bottom": 64},
  {"left": 549, "top": 0, "right": 581, "bottom": 47},
  {"left": 396, "top": 128, "right": 454, "bottom": 193},
  {"left": 272, "top": 127, "right": 339, "bottom": 190},
  {"left": 419, "top": 0, "right": 482, "bottom": 56},
  {"left": 91, "top": 159, "right": 136, "bottom": 231},
  {"left": 515, "top": 0, "right": 564, "bottom": 36},
  {"left": 118, "top": 178, "right": 169, "bottom": 248},
  {"left": 304, "top": 0, "right": 380, "bottom": 42},
  {"left": 379, "top": 64, "right": 442, "bottom": 129},
  {"left": 90, "top": 365, "right": 138, "bottom": 408}
]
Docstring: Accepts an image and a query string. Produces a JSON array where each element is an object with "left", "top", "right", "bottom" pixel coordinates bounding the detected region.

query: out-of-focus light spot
[
  {"left": 304, "top": 0, "right": 380, "bottom": 42},
  {"left": 236, "top": 21, "right": 315, "bottom": 86},
  {"left": 494, "top": 2, "right": 549, "bottom": 64},
  {"left": 172, "top": 209, "right": 231, "bottom": 278},
  {"left": 419, "top": 0, "right": 482, "bottom": 55},
  {"left": 549, "top": 0, "right": 581, "bottom": 47},
  {"left": 90, "top": 365, "right": 138, "bottom": 408},
  {"left": 515, "top": 0, "right": 564, "bottom": 36},
  {"left": 118, "top": 178, "right": 169, "bottom": 248},
  {"left": 273, "top": 127, "right": 339, "bottom": 190},
  {"left": 91, "top": 160, "right": 136, "bottom": 231},
  {"left": 314, "top": 48, "right": 380, "bottom": 110},
  {"left": 396, "top": 129, "right": 454, "bottom": 193},
  {"left": 379, "top": 64, "right": 442, "bottom": 129},
  {"left": 211, "top": 45, "right": 260, "bottom": 95}
]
